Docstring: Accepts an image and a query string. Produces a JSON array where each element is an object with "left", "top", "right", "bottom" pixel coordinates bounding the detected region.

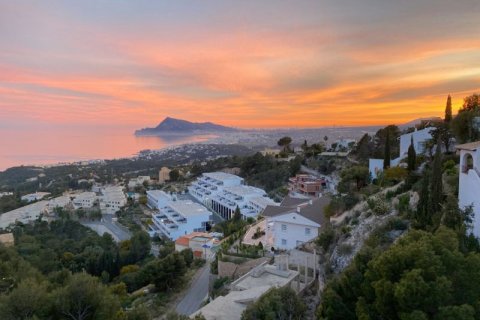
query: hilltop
[{"left": 135, "top": 117, "right": 238, "bottom": 136}]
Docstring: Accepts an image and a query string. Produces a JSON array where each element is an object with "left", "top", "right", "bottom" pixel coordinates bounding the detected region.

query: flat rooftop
[
  {"left": 203, "top": 172, "right": 243, "bottom": 182},
  {"left": 249, "top": 196, "right": 278, "bottom": 207},
  {"left": 224, "top": 185, "right": 265, "bottom": 197},
  {"left": 232, "top": 264, "right": 298, "bottom": 291},
  {"left": 168, "top": 200, "right": 209, "bottom": 217}
]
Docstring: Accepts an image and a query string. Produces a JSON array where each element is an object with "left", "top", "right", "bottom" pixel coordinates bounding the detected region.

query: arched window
[{"left": 462, "top": 153, "right": 474, "bottom": 173}]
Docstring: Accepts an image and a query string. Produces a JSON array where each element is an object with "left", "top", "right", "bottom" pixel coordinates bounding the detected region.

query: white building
[
  {"left": 0, "top": 192, "right": 13, "bottom": 198},
  {"left": 146, "top": 190, "right": 174, "bottom": 209},
  {"left": 21, "top": 192, "right": 50, "bottom": 203},
  {"left": 99, "top": 186, "right": 127, "bottom": 214},
  {"left": 128, "top": 176, "right": 151, "bottom": 189},
  {"left": 457, "top": 141, "right": 480, "bottom": 238},
  {"left": 150, "top": 200, "right": 210, "bottom": 240},
  {"left": 262, "top": 196, "right": 330, "bottom": 250},
  {"left": 369, "top": 127, "right": 434, "bottom": 179},
  {"left": 210, "top": 185, "right": 277, "bottom": 220},
  {"left": 189, "top": 172, "right": 276, "bottom": 220},
  {"left": 72, "top": 192, "right": 97, "bottom": 209},
  {"left": 189, "top": 172, "right": 244, "bottom": 205}
]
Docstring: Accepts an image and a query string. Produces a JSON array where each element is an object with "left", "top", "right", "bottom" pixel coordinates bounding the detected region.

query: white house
[
  {"left": 150, "top": 200, "right": 210, "bottom": 240},
  {"left": 457, "top": 141, "right": 480, "bottom": 238},
  {"left": 369, "top": 127, "right": 434, "bottom": 179},
  {"left": 99, "top": 186, "right": 127, "bottom": 214},
  {"left": 262, "top": 196, "right": 330, "bottom": 250},
  {"left": 21, "top": 192, "right": 50, "bottom": 203},
  {"left": 72, "top": 192, "right": 97, "bottom": 209}
]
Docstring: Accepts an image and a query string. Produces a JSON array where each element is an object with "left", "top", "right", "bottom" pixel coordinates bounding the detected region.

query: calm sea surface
[{"left": 0, "top": 127, "right": 214, "bottom": 171}]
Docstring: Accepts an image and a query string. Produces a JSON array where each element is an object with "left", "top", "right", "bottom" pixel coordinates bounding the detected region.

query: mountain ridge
[{"left": 135, "top": 117, "right": 238, "bottom": 136}]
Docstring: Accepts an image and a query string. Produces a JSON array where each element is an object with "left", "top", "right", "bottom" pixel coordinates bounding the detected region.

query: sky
[{"left": 1, "top": 0, "right": 479, "bottom": 129}]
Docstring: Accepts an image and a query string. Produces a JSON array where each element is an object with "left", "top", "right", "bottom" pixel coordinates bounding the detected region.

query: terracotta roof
[
  {"left": 175, "top": 236, "right": 190, "bottom": 247},
  {"left": 193, "top": 250, "right": 203, "bottom": 258},
  {"left": 456, "top": 141, "right": 480, "bottom": 151}
]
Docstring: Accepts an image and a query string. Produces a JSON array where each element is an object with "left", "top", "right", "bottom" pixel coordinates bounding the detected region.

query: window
[
  {"left": 281, "top": 239, "right": 287, "bottom": 245},
  {"left": 296, "top": 240, "right": 304, "bottom": 246},
  {"left": 305, "top": 228, "right": 311, "bottom": 235},
  {"left": 281, "top": 224, "right": 287, "bottom": 232}
]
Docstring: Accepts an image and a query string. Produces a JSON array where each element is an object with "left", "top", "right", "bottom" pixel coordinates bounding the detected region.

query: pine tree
[
  {"left": 384, "top": 130, "right": 391, "bottom": 169},
  {"left": 233, "top": 206, "right": 242, "bottom": 221},
  {"left": 407, "top": 136, "right": 416, "bottom": 172},
  {"left": 445, "top": 94, "right": 452, "bottom": 123},
  {"left": 416, "top": 171, "right": 431, "bottom": 228},
  {"left": 430, "top": 141, "right": 444, "bottom": 216}
]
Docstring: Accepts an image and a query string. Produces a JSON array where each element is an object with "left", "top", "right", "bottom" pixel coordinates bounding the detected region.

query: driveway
[
  {"left": 176, "top": 264, "right": 211, "bottom": 316},
  {"left": 82, "top": 214, "right": 131, "bottom": 242}
]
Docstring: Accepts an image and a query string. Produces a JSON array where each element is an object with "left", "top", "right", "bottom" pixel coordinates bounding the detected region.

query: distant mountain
[
  {"left": 400, "top": 117, "right": 442, "bottom": 128},
  {"left": 135, "top": 117, "right": 238, "bottom": 136}
]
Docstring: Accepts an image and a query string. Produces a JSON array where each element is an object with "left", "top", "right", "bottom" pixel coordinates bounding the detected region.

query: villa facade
[{"left": 457, "top": 141, "right": 480, "bottom": 238}]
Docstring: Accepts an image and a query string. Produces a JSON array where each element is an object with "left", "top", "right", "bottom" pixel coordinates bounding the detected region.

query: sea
[{"left": 0, "top": 126, "right": 215, "bottom": 172}]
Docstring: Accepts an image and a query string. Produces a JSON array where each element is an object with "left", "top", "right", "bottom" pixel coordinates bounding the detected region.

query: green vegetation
[
  {"left": 317, "top": 228, "right": 480, "bottom": 320},
  {"left": 0, "top": 219, "right": 204, "bottom": 319},
  {"left": 242, "top": 287, "right": 306, "bottom": 320}
]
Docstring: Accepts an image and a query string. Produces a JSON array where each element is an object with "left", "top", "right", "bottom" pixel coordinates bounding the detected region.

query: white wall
[
  {"left": 459, "top": 149, "right": 480, "bottom": 238},
  {"left": 267, "top": 212, "right": 319, "bottom": 250},
  {"left": 399, "top": 127, "right": 434, "bottom": 157}
]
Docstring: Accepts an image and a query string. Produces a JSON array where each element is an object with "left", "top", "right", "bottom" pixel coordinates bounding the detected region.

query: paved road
[
  {"left": 82, "top": 214, "right": 131, "bottom": 242},
  {"left": 176, "top": 264, "right": 211, "bottom": 316}
]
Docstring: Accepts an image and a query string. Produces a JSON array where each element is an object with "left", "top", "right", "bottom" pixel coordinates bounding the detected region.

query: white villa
[
  {"left": 72, "top": 192, "right": 97, "bottom": 209},
  {"left": 457, "top": 141, "right": 480, "bottom": 238},
  {"left": 149, "top": 198, "right": 210, "bottom": 241},
  {"left": 99, "top": 186, "right": 127, "bottom": 214},
  {"left": 262, "top": 196, "right": 330, "bottom": 250},
  {"left": 369, "top": 127, "right": 434, "bottom": 179},
  {"left": 189, "top": 172, "right": 277, "bottom": 220}
]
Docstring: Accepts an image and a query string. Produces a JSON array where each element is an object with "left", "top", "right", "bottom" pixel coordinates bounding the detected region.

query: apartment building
[
  {"left": 150, "top": 200, "right": 210, "bottom": 240},
  {"left": 210, "top": 185, "right": 277, "bottom": 220},
  {"left": 158, "top": 167, "right": 171, "bottom": 183},
  {"left": 189, "top": 172, "right": 276, "bottom": 219},
  {"left": 146, "top": 190, "right": 174, "bottom": 209}
]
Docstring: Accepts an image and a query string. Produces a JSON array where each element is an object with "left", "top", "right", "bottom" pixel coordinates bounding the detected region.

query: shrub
[{"left": 317, "top": 228, "right": 336, "bottom": 252}]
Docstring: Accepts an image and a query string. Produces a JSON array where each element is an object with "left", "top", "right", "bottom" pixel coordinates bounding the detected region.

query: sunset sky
[{"left": 1, "top": 0, "right": 479, "bottom": 129}]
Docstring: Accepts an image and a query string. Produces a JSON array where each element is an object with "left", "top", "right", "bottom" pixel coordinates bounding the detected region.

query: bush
[
  {"left": 317, "top": 228, "right": 336, "bottom": 252},
  {"left": 367, "top": 196, "right": 390, "bottom": 215}
]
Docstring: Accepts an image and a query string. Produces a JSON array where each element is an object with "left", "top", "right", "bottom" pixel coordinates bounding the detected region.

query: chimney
[
  {"left": 309, "top": 199, "right": 313, "bottom": 205},
  {"left": 297, "top": 206, "right": 301, "bottom": 213}
]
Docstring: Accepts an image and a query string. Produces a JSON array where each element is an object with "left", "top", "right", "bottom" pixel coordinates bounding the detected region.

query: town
[{"left": 1, "top": 94, "right": 480, "bottom": 319}]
